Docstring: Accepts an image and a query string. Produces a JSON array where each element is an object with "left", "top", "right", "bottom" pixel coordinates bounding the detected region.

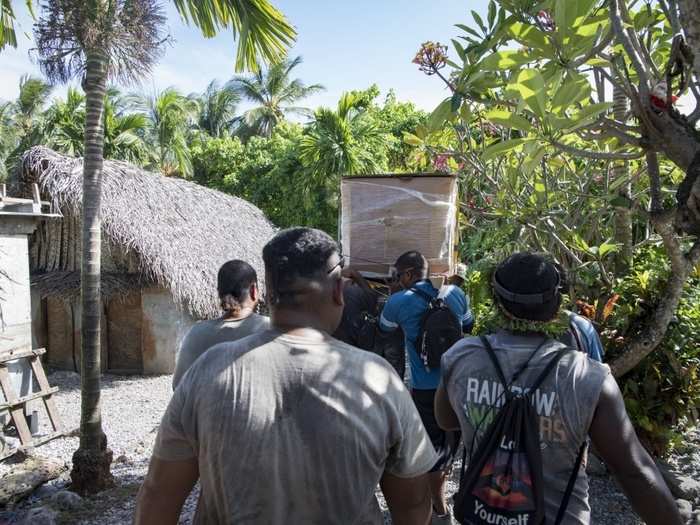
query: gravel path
[{"left": 0, "top": 370, "right": 697, "bottom": 524}]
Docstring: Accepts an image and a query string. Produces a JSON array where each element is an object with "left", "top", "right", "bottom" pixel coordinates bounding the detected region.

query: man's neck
[
  {"left": 271, "top": 309, "right": 333, "bottom": 335},
  {"left": 222, "top": 302, "right": 256, "bottom": 321}
]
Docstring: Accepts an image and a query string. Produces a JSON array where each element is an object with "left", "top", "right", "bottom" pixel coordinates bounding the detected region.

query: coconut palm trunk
[{"left": 70, "top": 50, "right": 113, "bottom": 493}]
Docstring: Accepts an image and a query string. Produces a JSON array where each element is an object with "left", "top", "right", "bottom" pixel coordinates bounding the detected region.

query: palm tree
[
  {"left": 15, "top": 75, "right": 52, "bottom": 137},
  {"left": 230, "top": 56, "right": 324, "bottom": 138},
  {"left": 193, "top": 80, "right": 240, "bottom": 138},
  {"left": 103, "top": 91, "right": 151, "bottom": 165},
  {"left": 299, "top": 89, "right": 388, "bottom": 177},
  {"left": 43, "top": 87, "right": 151, "bottom": 165},
  {"left": 3, "top": 75, "right": 53, "bottom": 173},
  {"left": 144, "top": 87, "right": 197, "bottom": 177},
  {"left": 30, "top": 0, "right": 295, "bottom": 493},
  {"left": 44, "top": 87, "right": 85, "bottom": 156}
]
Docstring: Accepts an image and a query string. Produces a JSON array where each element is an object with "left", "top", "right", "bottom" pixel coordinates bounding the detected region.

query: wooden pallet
[{"left": 0, "top": 348, "right": 63, "bottom": 461}]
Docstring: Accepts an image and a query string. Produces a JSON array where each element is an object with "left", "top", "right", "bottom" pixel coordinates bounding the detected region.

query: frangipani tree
[{"left": 413, "top": 0, "right": 700, "bottom": 377}]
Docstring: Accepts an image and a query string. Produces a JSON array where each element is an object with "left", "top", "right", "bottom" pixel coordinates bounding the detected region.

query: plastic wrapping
[{"left": 340, "top": 175, "right": 457, "bottom": 277}]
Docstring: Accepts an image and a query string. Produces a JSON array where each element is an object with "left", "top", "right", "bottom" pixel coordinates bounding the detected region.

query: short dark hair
[
  {"left": 395, "top": 251, "right": 428, "bottom": 276},
  {"left": 217, "top": 260, "right": 257, "bottom": 313},
  {"left": 493, "top": 252, "right": 561, "bottom": 322},
  {"left": 263, "top": 228, "right": 340, "bottom": 304}
]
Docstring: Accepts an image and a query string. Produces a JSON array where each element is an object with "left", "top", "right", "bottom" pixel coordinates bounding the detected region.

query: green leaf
[
  {"left": 451, "top": 92, "right": 463, "bottom": 112},
  {"left": 452, "top": 39, "right": 467, "bottom": 62},
  {"left": 403, "top": 132, "right": 423, "bottom": 146},
  {"left": 555, "top": 0, "right": 569, "bottom": 42},
  {"left": 472, "top": 10, "right": 487, "bottom": 33},
  {"left": 573, "top": 102, "right": 612, "bottom": 122},
  {"left": 599, "top": 242, "right": 619, "bottom": 257},
  {"left": 456, "top": 23, "right": 483, "bottom": 40},
  {"left": 484, "top": 109, "right": 533, "bottom": 132},
  {"left": 480, "top": 50, "right": 541, "bottom": 70},
  {"left": 551, "top": 73, "right": 591, "bottom": 113},
  {"left": 574, "top": 0, "right": 597, "bottom": 19},
  {"left": 482, "top": 138, "right": 535, "bottom": 161},
  {"left": 523, "top": 146, "right": 546, "bottom": 175},
  {"left": 507, "top": 22, "right": 549, "bottom": 51},
  {"left": 428, "top": 98, "right": 454, "bottom": 133},
  {"left": 506, "top": 69, "right": 547, "bottom": 118},
  {"left": 586, "top": 57, "right": 611, "bottom": 67},
  {"left": 487, "top": 1, "right": 497, "bottom": 28}
]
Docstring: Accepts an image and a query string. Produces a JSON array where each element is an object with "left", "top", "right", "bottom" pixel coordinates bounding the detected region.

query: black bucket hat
[{"left": 492, "top": 252, "right": 562, "bottom": 322}]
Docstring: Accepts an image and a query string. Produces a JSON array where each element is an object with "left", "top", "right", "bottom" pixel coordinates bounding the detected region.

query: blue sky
[{"left": 0, "top": 1, "right": 489, "bottom": 114}]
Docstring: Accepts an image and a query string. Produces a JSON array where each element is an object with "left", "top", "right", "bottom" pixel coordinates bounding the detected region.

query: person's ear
[
  {"left": 332, "top": 278, "right": 344, "bottom": 307},
  {"left": 250, "top": 283, "right": 258, "bottom": 302}
]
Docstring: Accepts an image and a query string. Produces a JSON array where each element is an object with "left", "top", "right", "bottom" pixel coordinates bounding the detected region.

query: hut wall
[
  {"left": 44, "top": 297, "right": 108, "bottom": 372},
  {"left": 45, "top": 297, "right": 77, "bottom": 370},
  {"left": 141, "top": 287, "right": 194, "bottom": 375},
  {"left": 106, "top": 292, "right": 143, "bottom": 373}
]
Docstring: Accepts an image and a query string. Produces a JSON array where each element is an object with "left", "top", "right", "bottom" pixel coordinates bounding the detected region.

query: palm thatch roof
[{"left": 17, "top": 146, "right": 276, "bottom": 319}]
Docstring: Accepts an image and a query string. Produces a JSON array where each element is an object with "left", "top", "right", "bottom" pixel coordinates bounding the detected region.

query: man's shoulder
[
  {"left": 441, "top": 336, "right": 485, "bottom": 373},
  {"left": 442, "top": 284, "right": 466, "bottom": 298},
  {"left": 328, "top": 337, "right": 405, "bottom": 386}
]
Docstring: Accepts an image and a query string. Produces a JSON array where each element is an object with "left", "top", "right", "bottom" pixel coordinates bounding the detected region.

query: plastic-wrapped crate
[{"left": 340, "top": 175, "right": 457, "bottom": 277}]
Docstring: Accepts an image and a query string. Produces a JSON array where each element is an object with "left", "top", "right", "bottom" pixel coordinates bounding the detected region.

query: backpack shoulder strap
[
  {"left": 554, "top": 441, "right": 587, "bottom": 525},
  {"left": 529, "top": 347, "right": 569, "bottom": 393},
  {"left": 410, "top": 286, "right": 437, "bottom": 304},
  {"left": 479, "top": 336, "right": 509, "bottom": 391}
]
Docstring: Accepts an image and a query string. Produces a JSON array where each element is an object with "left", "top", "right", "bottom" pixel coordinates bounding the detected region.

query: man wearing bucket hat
[{"left": 435, "top": 252, "right": 681, "bottom": 525}]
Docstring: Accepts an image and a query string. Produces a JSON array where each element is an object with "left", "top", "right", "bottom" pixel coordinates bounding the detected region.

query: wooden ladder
[{"left": 0, "top": 348, "right": 63, "bottom": 461}]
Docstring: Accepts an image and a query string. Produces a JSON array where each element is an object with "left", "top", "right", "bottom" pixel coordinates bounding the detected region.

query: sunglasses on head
[{"left": 327, "top": 254, "right": 346, "bottom": 274}]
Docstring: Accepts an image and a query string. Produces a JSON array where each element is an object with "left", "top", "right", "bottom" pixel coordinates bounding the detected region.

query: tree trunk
[
  {"left": 678, "top": 0, "right": 700, "bottom": 78},
  {"left": 609, "top": 152, "right": 700, "bottom": 377},
  {"left": 70, "top": 50, "right": 113, "bottom": 494},
  {"left": 612, "top": 83, "right": 633, "bottom": 273}
]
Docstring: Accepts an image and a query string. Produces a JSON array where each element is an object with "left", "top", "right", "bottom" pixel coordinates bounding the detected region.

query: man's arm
[
  {"left": 379, "top": 294, "right": 401, "bottom": 333},
  {"left": 589, "top": 375, "right": 682, "bottom": 525},
  {"left": 434, "top": 382, "right": 460, "bottom": 431},
  {"left": 342, "top": 267, "right": 373, "bottom": 296},
  {"left": 380, "top": 471, "right": 432, "bottom": 525},
  {"left": 134, "top": 456, "right": 199, "bottom": 525}
]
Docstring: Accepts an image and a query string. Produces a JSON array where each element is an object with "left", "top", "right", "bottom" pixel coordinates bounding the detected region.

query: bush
[{"left": 604, "top": 246, "right": 700, "bottom": 454}]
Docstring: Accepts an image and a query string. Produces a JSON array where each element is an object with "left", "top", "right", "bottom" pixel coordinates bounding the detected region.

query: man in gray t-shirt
[
  {"left": 436, "top": 253, "right": 681, "bottom": 525},
  {"left": 172, "top": 260, "right": 269, "bottom": 389},
  {"left": 136, "top": 228, "right": 438, "bottom": 525}
]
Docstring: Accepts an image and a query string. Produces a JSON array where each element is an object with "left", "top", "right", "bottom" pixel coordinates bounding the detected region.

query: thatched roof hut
[
  {"left": 14, "top": 147, "right": 276, "bottom": 374},
  {"left": 18, "top": 146, "right": 275, "bottom": 319}
]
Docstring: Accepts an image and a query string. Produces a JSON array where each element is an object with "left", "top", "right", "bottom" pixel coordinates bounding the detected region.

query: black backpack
[
  {"left": 454, "top": 336, "right": 586, "bottom": 525},
  {"left": 410, "top": 286, "right": 463, "bottom": 371}
]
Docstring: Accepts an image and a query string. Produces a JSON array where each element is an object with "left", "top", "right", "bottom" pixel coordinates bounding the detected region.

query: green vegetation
[
  {"left": 410, "top": 0, "right": 700, "bottom": 452},
  {"left": 1, "top": 77, "right": 426, "bottom": 233}
]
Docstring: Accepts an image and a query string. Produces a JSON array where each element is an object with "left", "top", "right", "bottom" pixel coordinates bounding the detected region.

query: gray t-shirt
[
  {"left": 441, "top": 330, "right": 610, "bottom": 525},
  {"left": 155, "top": 329, "right": 438, "bottom": 524},
  {"left": 172, "top": 314, "right": 269, "bottom": 388}
]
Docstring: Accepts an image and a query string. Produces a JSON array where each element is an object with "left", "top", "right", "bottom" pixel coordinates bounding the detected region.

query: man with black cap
[{"left": 435, "top": 252, "right": 681, "bottom": 524}]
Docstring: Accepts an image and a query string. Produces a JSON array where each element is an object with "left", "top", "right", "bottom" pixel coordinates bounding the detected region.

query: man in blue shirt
[{"left": 379, "top": 251, "right": 474, "bottom": 522}]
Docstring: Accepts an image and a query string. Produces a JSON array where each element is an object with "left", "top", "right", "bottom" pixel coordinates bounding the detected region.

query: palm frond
[{"left": 173, "top": 0, "right": 296, "bottom": 72}]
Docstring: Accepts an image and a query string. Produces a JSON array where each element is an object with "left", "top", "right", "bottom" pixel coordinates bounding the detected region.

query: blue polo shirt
[{"left": 379, "top": 280, "right": 474, "bottom": 390}]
